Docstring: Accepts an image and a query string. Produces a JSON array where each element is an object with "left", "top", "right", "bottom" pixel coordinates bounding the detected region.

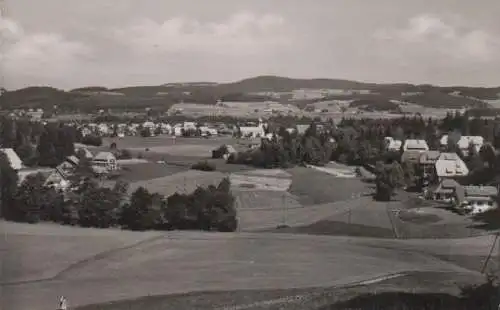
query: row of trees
[
  {"left": 228, "top": 123, "right": 336, "bottom": 168},
  {"left": 0, "top": 154, "right": 238, "bottom": 232},
  {"left": 0, "top": 116, "right": 83, "bottom": 167}
]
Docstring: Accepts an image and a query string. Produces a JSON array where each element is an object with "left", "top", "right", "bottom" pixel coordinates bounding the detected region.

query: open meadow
[{"left": 3, "top": 221, "right": 495, "bottom": 310}]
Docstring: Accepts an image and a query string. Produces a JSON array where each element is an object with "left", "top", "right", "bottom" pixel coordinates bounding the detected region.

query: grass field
[
  {"left": 230, "top": 173, "right": 292, "bottom": 191},
  {"left": 126, "top": 170, "right": 227, "bottom": 196},
  {"left": 118, "top": 162, "right": 188, "bottom": 182},
  {"left": 75, "top": 271, "right": 485, "bottom": 310},
  {"left": 4, "top": 221, "right": 495, "bottom": 310},
  {"left": 103, "top": 136, "right": 236, "bottom": 150},
  {"left": 287, "top": 167, "right": 369, "bottom": 205}
]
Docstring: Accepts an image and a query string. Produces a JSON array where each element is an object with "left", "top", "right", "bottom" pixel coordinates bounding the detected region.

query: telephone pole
[
  {"left": 281, "top": 193, "right": 287, "bottom": 226},
  {"left": 481, "top": 232, "right": 499, "bottom": 274}
]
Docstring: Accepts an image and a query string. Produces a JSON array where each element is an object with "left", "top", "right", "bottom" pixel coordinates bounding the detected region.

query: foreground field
[
  {"left": 76, "top": 271, "right": 484, "bottom": 310},
  {"left": 3, "top": 222, "right": 496, "bottom": 310}
]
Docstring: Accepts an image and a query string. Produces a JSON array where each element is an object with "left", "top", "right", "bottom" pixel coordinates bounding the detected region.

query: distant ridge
[{"left": 1, "top": 75, "right": 499, "bottom": 111}]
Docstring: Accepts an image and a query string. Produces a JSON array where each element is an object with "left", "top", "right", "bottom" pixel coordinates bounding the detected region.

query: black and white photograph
[{"left": 1, "top": 1, "right": 500, "bottom": 309}]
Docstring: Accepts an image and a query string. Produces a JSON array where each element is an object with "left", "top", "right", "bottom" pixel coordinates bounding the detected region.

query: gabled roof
[
  {"left": 435, "top": 153, "right": 469, "bottom": 177},
  {"left": 0, "top": 148, "right": 23, "bottom": 170},
  {"left": 66, "top": 155, "right": 80, "bottom": 166}
]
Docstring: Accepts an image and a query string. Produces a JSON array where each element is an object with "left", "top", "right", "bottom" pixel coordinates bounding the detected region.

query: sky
[{"left": 2, "top": 0, "right": 500, "bottom": 90}]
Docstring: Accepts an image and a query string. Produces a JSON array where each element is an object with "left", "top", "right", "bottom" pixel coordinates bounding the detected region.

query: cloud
[
  {"left": 374, "top": 14, "right": 500, "bottom": 62},
  {"left": 113, "top": 12, "right": 291, "bottom": 56},
  {"left": 1, "top": 16, "right": 92, "bottom": 87}
]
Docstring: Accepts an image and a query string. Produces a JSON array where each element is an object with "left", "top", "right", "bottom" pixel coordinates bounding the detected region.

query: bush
[
  {"left": 191, "top": 161, "right": 216, "bottom": 171},
  {"left": 81, "top": 135, "right": 103, "bottom": 146},
  {"left": 212, "top": 145, "right": 228, "bottom": 159},
  {"left": 116, "top": 149, "right": 132, "bottom": 160}
]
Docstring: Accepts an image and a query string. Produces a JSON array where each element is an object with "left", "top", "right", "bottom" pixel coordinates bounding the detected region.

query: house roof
[
  {"left": 296, "top": 125, "right": 310, "bottom": 134},
  {"left": 464, "top": 185, "right": 498, "bottom": 197},
  {"left": 435, "top": 153, "right": 469, "bottom": 177},
  {"left": 403, "top": 139, "right": 429, "bottom": 151},
  {"left": 0, "top": 148, "right": 23, "bottom": 170},
  {"left": 387, "top": 139, "right": 402, "bottom": 150},
  {"left": 419, "top": 151, "right": 441, "bottom": 164},
  {"left": 93, "top": 152, "right": 116, "bottom": 160},
  {"left": 75, "top": 146, "right": 94, "bottom": 159},
  {"left": 66, "top": 155, "right": 80, "bottom": 166}
]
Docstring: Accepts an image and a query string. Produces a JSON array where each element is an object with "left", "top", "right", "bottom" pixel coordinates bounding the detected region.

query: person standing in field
[{"left": 58, "top": 296, "right": 68, "bottom": 310}]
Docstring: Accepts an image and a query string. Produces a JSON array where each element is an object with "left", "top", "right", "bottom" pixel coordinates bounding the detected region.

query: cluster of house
[
  {"left": 6, "top": 108, "right": 44, "bottom": 121},
  {"left": 78, "top": 121, "right": 228, "bottom": 138},
  {"left": 385, "top": 136, "right": 498, "bottom": 214},
  {"left": 77, "top": 119, "right": 274, "bottom": 139},
  {"left": 0, "top": 147, "right": 119, "bottom": 192}
]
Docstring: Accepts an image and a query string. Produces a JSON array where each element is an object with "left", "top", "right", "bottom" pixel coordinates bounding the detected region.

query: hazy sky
[{"left": 2, "top": 0, "right": 500, "bottom": 89}]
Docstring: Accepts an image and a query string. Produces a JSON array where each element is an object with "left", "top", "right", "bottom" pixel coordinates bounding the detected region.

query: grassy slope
[
  {"left": 3, "top": 222, "right": 495, "bottom": 310},
  {"left": 75, "top": 271, "right": 485, "bottom": 310}
]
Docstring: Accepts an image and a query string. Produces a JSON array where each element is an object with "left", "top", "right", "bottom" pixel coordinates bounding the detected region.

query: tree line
[{"left": 0, "top": 154, "right": 238, "bottom": 232}]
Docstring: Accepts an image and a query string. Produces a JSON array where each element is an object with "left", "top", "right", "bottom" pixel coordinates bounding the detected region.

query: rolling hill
[{"left": 1, "top": 76, "right": 498, "bottom": 112}]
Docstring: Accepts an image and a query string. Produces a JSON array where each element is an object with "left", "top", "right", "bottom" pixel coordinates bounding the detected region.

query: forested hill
[{"left": 1, "top": 76, "right": 499, "bottom": 111}]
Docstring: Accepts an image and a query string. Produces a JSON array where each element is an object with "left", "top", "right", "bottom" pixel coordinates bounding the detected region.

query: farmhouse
[
  {"left": 428, "top": 179, "right": 461, "bottom": 202},
  {"left": 92, "top": 152, "right": 118, "bottom": 172},
  {"left": 435, "top": 152, "right": 469, "bottom": 181},
  {"left": 456, "top": 185, "right": 498, "bottom": 214},
  {"left": 0, "top": 148, "right": 23, "bottom": 170}
]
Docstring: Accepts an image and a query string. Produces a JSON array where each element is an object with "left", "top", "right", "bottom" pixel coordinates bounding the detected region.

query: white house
[
  {"left": 440, "top": 135, "right": 484, "bottom": 156},
  {"left": 239, "top": 119, "right": 266, "bottom": 138},
  {"left": 459, "top": 185, "right": 498, "bottom": 214},
  {"left": 435, "top": 152, "right": 469, "bottom": 181},
  {"left": 457, "top": 136, "right": 484, "bottom": 156},
  {"left": 92, "top": 152, "right": 118, "bottom": 172},
  {"left": 199, "top": 126, "right": 218, "bottom": 136},
  {"left": 384, "top": 137, "right": 402, "bottom": 152},
  {"left": 0, "top": 148, "right": 23, "bottom": 170},
  {"left": 183, "top": 122, "right": 197, "bottom": 131},
  {"left": 403, "top": 139, "right": 429, "bottom": 152}
]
